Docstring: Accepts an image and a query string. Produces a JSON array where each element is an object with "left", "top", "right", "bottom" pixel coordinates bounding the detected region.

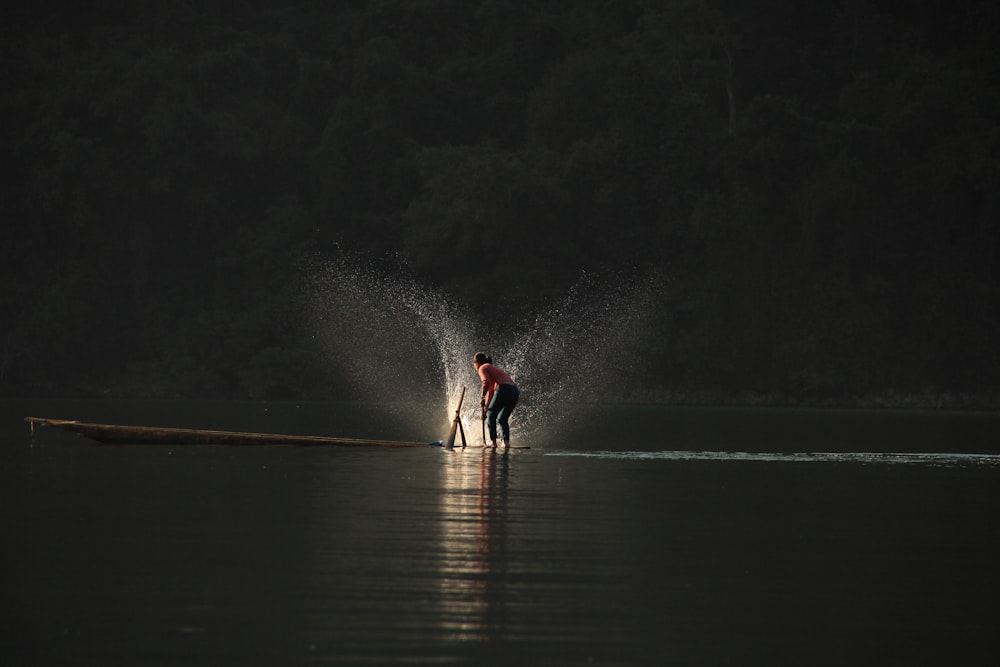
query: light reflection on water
[
  {"left": 430, "top": 445, "right": 640, "bottom": 665},
  {"left": 438, "top": 449, "right": 510, "bottom": 644}
]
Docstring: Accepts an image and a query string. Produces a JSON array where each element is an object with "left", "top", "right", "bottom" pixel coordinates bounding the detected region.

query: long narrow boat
[{"left": 25, "top": 417, "right": 433, "bottom": 448}]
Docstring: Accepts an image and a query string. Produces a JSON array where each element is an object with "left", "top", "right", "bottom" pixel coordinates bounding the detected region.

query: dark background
[{"left": 2, "top": 0, "right": 998, "bottom": 404}]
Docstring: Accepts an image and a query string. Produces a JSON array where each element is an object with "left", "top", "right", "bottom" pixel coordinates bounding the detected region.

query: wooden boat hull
[{"left": 25, "top": 417, "right": 432, "bottom": 448}]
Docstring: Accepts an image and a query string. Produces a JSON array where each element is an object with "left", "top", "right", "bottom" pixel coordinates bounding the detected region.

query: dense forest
[{"left": 2, "top": 0, "right": 999, "bottom": 405}]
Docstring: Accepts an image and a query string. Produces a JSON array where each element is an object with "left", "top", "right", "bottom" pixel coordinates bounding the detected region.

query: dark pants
[{"left": 487, "top": 383, "right": 519, "bottom": 443}]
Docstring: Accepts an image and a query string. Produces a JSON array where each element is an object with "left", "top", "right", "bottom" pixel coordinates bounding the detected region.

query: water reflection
[{"left": 439, "top": 448, "right": 510, "bottom": 645}]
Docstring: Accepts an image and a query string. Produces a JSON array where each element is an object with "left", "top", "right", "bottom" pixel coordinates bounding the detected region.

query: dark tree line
[{"left": 2, "top": 0, "right": 999, "bottom": 404}]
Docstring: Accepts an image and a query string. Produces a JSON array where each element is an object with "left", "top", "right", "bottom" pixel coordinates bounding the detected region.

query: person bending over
[{"left": 473, "top": 352, "right": 520, "bottom": 450}]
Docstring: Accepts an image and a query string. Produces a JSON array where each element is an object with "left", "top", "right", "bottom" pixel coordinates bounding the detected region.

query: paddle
[{"left": 457, "top": 408, "right": 468, "bottom": 448}]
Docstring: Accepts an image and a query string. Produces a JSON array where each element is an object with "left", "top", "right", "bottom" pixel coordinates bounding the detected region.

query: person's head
[{"left": 473, "top": 352, "right": 492, "bottom": 369}]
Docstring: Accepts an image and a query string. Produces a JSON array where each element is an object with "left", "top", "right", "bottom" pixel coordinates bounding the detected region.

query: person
[{"left": 473, "top": 352, "right": 519, "bottom": 450}]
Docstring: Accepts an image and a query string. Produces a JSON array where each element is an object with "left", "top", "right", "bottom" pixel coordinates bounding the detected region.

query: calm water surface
[{"left": 2, "top": 400, "right": 999, "bottom": 665}]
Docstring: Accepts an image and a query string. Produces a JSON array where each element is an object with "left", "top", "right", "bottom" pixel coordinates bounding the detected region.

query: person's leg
[
  {"left": 497, "top": 406, "right": 510, "bottom": 442},
  {"left": 486, "top": 396, "right": 499, "bottom": 445},
  {"left": 495, "top": 386, "right": 519, "bottom": 444}
]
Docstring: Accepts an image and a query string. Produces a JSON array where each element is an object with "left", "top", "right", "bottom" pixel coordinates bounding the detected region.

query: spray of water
[
  {"left": 482, "top": 272, "right": 664, "bottom": 440},
  {"left": 304, "top": 256, "right": 665, "bottom": 444}
]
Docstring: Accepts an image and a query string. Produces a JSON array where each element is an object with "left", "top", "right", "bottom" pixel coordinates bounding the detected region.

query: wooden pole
[{"left": 442, "top": 386, "right": 466, "bottom": 450}]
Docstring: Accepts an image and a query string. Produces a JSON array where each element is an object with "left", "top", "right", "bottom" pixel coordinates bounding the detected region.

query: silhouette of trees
[{"left": 2, "top": 0, "right": 998, "bottom": 402}]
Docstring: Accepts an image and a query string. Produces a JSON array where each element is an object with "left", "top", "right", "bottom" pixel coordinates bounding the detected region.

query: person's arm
[
  {"left": 479, "top": 374, "right": 488, "bottom": 421},
  {"left": 478, "top": 365, "right": 493, "bottom": 406}
]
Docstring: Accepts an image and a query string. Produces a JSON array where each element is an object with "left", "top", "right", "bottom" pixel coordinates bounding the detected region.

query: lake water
[{"left": 2, "top": 399, "right": 999, "bottom": 665}]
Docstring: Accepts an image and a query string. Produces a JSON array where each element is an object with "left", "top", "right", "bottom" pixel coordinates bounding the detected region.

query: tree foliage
[{"left": 2, "top": 0, "right": 998, "bottom": 402}]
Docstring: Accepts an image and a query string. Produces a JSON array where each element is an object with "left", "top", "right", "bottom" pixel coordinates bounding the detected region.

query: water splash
[
  {"left": 304, "top": 257, "right": 665, "bottom": 441},
  {"left": 481, "top": 271, "right": 663, "bottom": 439}
]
